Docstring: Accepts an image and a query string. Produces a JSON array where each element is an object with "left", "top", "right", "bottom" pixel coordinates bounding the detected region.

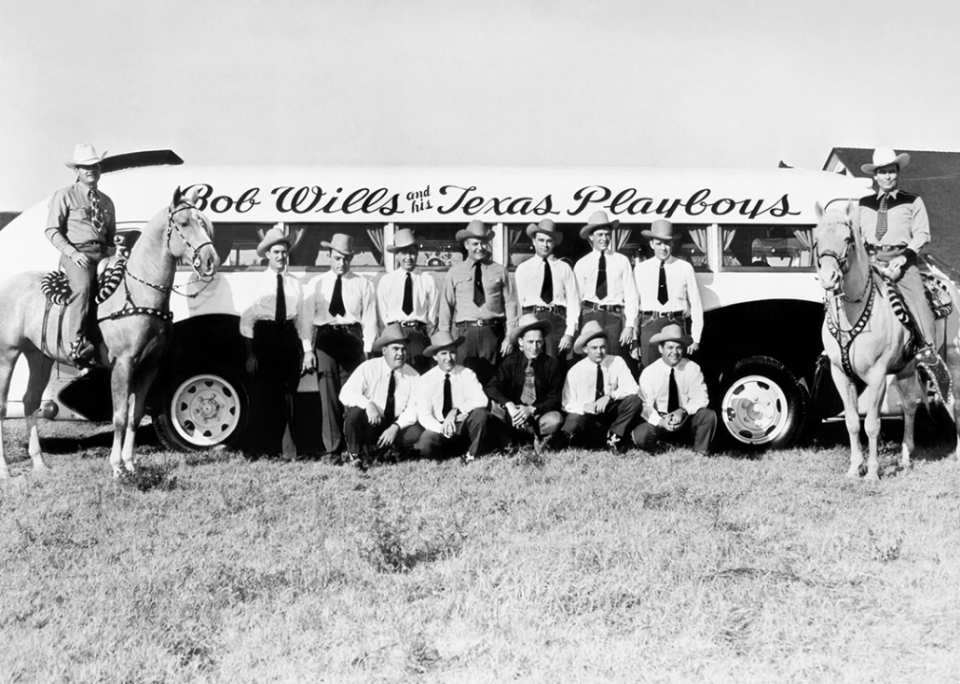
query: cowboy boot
[
  {"left": 916, "top": 345, "right": 953, "bottom": 404},
  {"left": 69, "top": 335, "right": 97, "bottom": 369}
]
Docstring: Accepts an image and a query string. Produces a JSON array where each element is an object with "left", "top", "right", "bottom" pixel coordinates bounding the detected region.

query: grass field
[{"left": 1, "top": 418, "right": 959, "bottom": 684}]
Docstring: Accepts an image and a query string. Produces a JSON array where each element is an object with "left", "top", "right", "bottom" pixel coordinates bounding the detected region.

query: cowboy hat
[
  {"left": 372, "top": 323, "right": 411, "bottom": 353},
  {"left": 525, "top": 219, "right": 563, "bottom": 246},
  {"left": 861, "top": 147, "right": 911, "bottom": 174},
  {"left": 455, "top": 220, "right": 496, "bottom": 243},
  {"left": 579, "top": 210, "right": 620, "bottom": 240},
  {"left": 386, "top": 228, "right": 419, "bottom": 253},
  {"left": 424, "top": 331, "right": 465, "bottom": 358},
  {"left": 641, "top": 219, "right": 682, "bottom": 242},
  {"left": 649, "top": 323, "right": 693, "bottom": 347},
  {"left": 256, "top": 223, "right": 302, "bottom": 257},
  {"left": 321, "top": 233, "right": 355, "bottom": 256},
  {"left": 573, "top": 320, "right": 607, "bottom": 354},
  {"left": 65, "top": 143, "right": 108, "bottom": 169},
  {"left": 509, "top": 313, "right": 553, "bottom": 345}
]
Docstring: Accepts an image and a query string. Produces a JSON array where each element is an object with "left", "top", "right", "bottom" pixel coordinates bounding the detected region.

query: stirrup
[
  {"left": 69, "top": 337, "right": 97, "bottom": 369},
  {"left": 916, "top": 346, "right": 953, "bottom": 404}
]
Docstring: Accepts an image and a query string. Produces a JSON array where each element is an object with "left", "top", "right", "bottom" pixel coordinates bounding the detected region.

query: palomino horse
[
  {"left": 813, "top": 202, "right": 960, "bottom": 480},
  {"left": 0, "top": 188, "right": 219, "bottom": 478}
]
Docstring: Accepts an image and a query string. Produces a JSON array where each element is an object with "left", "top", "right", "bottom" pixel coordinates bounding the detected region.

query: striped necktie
[{"left": 875, "top": 194, "right": 889, "bottom": 241}]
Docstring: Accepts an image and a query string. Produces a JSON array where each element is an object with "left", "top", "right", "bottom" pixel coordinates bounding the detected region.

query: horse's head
[
  {"left": 167, "top": 187, "right": 220, "bottom": 278},
  {"left": 813, "top": 201, "right": 859, "bottom": 293}
]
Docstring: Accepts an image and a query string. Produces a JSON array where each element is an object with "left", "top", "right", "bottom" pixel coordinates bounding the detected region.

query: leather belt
[
  {"left": 866, "top": 244, "right": 908, "bottom": 253},
  {"left": 457, "top": 319, "right": 504, "bottom": 328},
  {"left": 393, "top": 320, "right": 426, "bottom": 329},
  {"left": 522, "top": 305, "right": 566, "bottom": 315},
  {"left": 640, "top": 310, "right": 686, "bottom": 319},
  {"left": 317, "top": 322, "right": 361, "bottom": 332},
  {"left": 582, "top": 301, "right": 623, "bottom": 313}
]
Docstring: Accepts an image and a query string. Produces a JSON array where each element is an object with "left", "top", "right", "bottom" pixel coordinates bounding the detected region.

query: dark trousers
[
  {"left": 314, "top": 324, "right": 365, "bottom": 455},
  {"left": 491, "top": 408, "right": 563, "bottom": 445},
  {"left": 343, "top": 406, "right": 424, "bottom": 458},
  {"left": 59, "top": 244, "right": 105, "bottom": 347},
  {"left": 249, "top": 320, "right": 302, "bottom": 455},
  {"left": 638, "top": 314, "right": 692, "bottom": 368},
  {"left": 456, "top": 321, "right": 504, "bottom": 386},
  {"left": 632, "top": 407, "right": 717, "bottom": 455},
  {"left": 415, "top": 408, "right": 493, "bottom": 459},
  {"left": 561, "top": 395, "right": 641, "bottom": 445}
]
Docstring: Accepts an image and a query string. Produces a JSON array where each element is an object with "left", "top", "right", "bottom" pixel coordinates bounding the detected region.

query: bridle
[
  {"left": 814, "top": 219, "right": 869, "bottom": 304},
  {"left": 166, "top": 201, "right": 215, "bottom": 275}
]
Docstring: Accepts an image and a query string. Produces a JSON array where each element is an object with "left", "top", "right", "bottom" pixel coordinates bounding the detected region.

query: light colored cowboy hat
[
  {"left": 424, "top": 331, "right": 466, "bottom": 358},
  {"left": 525, "top": 219, "right": 563, "bottom": 246},
  {"left": 372, "top": 323, "right": 411, "bottom": 353},
  {"left": 455, "top": 220, "right": 496, "bottom": 243},
  {"left": 65, "top": 143, "right": 108, "bottom": 169},
  {"left": 386, "top": 228, "right": 419, "bottom": 253},
  {"left": 573, "top": 320, "right": 607, "bottom": 354},
  {"left": 861, "top": 147, "right": 910, "bottom": 174},
  {"left": 321, "top": 233, "right": 355, "bottom": 256},
  {"left": 257, "top": 223, "right": 303, "bottom": 257},
  {"left": 649, "top": 323, "right": 693, "bottom": 347},
  {"left": 579, "top": 210, "right": 620, "bottom": 240},
  {"left": 509, "top": 313, "right": 553, "bottom": 345},
  {"left": 641, "top": 219, "right": 682, "bottom": 242}
]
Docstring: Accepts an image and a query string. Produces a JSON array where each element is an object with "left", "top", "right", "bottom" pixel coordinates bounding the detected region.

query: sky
[{"left": 3, "top": 0, "right": 960, "bottom": 211}]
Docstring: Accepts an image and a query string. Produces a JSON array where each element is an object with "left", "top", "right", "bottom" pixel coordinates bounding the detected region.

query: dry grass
[{"left": 1, "top": 418, "right": 959, "bottom": 683}]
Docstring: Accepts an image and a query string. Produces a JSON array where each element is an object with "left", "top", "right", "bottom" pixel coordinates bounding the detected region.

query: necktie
[
  {"left": 875, "top": 194, "right": 889, "bottom": 241},
  {"left": 402, "top": 272, "right": 414, "bottom": 316},
  {"left": 667, "top": 368, "right": 680, "bottom": 413},
  {"left": 473, "top": 261, "right": 485, "bottom": 308},
  {"left": 595, "top": 363, "right": 604, "bottom": 401},
  {"left": 329, "top": 275, "right": 346, "bottom": 317},
  {"left": 657, "top": 260, "right": 669, "bottom": 305},
  {"left": 540, "top": 258, "right": 553, "bottom": 304},
  {"left": 275, "top": 273, "right": 286, "bottom": 323},
  {"left": 88, "top": 189, "right": 104, "bottom": 234},
  {"left": 520, "top": 359, "right": 537, "bottom": 405},
  {"left": 384, "top": 370, "right": 397, "bottom": 423},
  {"left": 595, "top": 253, "right": 607, "bottom": 301},
  {"left": 442, "top": 373, "right": 453, "bottom": 416}
]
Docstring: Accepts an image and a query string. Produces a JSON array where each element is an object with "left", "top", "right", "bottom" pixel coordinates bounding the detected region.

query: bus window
[
  {"left": 721, "top": 226, "right": 815, "bottom": 270},
  {"left": 634, "top": 223, "right": 709, "bottom": 271},
  {"left": 396, "top": 224, "right": 467, "bottom": 271}
]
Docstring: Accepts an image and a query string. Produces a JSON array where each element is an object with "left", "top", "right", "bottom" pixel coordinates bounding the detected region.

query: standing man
[
  {"left": 485, "top": 314, "right": 565, "bottom": 449},
  {"left": 376, "top": 228, "right": 438, "bottom": 373},
  {"left": 301, "top": 233, "right": 377, "bottom": 459},
  {"left": 633, "top": 324, "right": 716, "bottom": 455},
  {"left": 339, "top": 324, "right": 423, "bottom": 467},
  {"left": 573, "top": 210, "right": 638, "bottom": 362},
  {"left": 45, "top": 143, "right": 116, "bottom": 367},
  {"left": 413, "top": 332, "right": 495, "bottom": 462},
  {"left": 240, "top": 224, "right": 304, "bottom": 457},
  {"left": 633, "top": 219, "right": 704, "bottom": 367},
  {"left": 514, "top": 219, "right": 580, "bottom": 362},
  {"left": 438, "top": 220, "right": 520, "bottom": 384},
  {"left": 855, "top": 146, "right": 951, "bottom": 398},
  {"left": 559, "top": 320, "right": 642, "bottom": 450}
]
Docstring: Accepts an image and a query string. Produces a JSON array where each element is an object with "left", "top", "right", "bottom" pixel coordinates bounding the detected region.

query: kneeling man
[
  {"left": 485, "top": 313, "right": 564, "bottom": 447},
  {"left": 414, "top": 332, "right": 495, "bottom": 462},
  {"left": 560, "top": 320, "right": 641, "bottom": 449},
  {"left": 633, "top": 324, "right": 716, "bottom": 455},
  {"left": 339, "top": 324, "right": 423, "bottom": 466}
]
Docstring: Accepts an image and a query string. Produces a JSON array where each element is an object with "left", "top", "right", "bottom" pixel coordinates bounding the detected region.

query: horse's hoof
[
  {"left": 845, "top": 468, "right": 859, "bottom": 478},
  {"left": 32, "top": 464, "right": 52, "bottom": 476},
  {"left": 865, "top": 472, "right": 880, "bottom": 482}
]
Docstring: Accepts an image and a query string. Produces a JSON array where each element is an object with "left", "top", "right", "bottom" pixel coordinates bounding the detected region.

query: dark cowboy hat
[
  {"left": 579, "top": 210, "right": 620, "bottom": 240},
  {"left": 509, "top": 313, "right": 553, "bottom": 345},
  {"left": 641, "top": 219, "right": 682, "bottom": 242},
  {"left": 525, "top": 219, "right": 563, "bottom": 246},
  {"left": 573, "top": 320, "right": 607, "bottom": 354},
  {"left": 861, "top": 147, "right": 910, "bottom": 174},
  {"left": 386, "top": 228, "right": 419, "bottom": 253},
  {"left": 320, "top": 233, "right": 355, "bottom": 256},
  {"left": 455, "top": 220, "right": 496, "bottom": 243},
  {"left": 649, "top": 323, "right": 693, "bottom": 347},
  {"left": 424, "top": 331, "right": 466, "bottom": 358},
  {"left": 372, "top": 323, "right": 411, "bottom": 353}
]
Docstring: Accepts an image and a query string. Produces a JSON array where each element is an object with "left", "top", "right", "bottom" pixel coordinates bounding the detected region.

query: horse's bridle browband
[{"left": 167, "top": 201, "right": 215, "bottom": 270}]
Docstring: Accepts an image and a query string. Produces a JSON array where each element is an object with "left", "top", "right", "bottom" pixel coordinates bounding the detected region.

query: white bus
[{"left": 0, "top": 150, "right": 881, "bottom": 450}]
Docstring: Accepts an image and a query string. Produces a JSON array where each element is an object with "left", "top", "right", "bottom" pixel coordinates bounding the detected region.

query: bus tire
[
  {"left": 718, "top": 356, "right": 809, "bottom": 450},
  {"left": 152, "top": 368, "right": 248, "bottom": 451}
]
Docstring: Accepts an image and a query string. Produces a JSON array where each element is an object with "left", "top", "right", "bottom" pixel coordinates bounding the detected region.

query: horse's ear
[
  {"left": 173, "top": 186, "right": 183, "bottom": 207},
  {"left": 186, "top": 187, "right": 201, "bottom": 206},
  {"left": 815, "top": 202, "right": 823, "bottom": 219}
]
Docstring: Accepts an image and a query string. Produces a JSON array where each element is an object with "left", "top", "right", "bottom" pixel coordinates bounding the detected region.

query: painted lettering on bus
[
  {"left": 184, "top": 184, "right": 262, "bottom": 214},
  {"left": 271, "top": 186, "right": 403, "bottom": 216},
  {"left": 436, "top": 185, "right": 558, "bottom": 217},
  {"left": 567, "top": 186, "right": 800, "bottom": 220}
]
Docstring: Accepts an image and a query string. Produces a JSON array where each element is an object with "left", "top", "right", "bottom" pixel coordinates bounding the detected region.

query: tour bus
[{"left": 2, "top": 150, "right": 893, "bottom": 451}]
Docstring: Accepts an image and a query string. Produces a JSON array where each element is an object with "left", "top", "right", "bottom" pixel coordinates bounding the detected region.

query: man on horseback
[
  {"left": 855, "top": 146, "right": 951, "bottom": 399},
  {"left": 45, "top": 143, "right": 116, "bottom": 368}
]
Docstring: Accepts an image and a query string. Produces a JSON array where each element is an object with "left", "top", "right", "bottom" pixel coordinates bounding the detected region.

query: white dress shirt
[
  {"left": 376, "top": 268, "right": 439, "bottom": 330},
  {"left": 239, "top": 268, "right": 304, "bottom": 338},
  {"left": 415, "top": 365, "right": 489, "bottom": 433},
  {"left": 638, "top": 357, "right": 710, "bottom": 427},
  {"left": 562, "top": 355, "right": 639, "bottom": 415},
  {"left": 300, "top": 271, "right": 378, "bottom": 352},
  {"left": 573, "top": 250, "right": 639, "bottom": 323},
  {"left": 514, "top": 255, "right": 581, "bottom": 337},
  {"left": 339, "top": 358, "right": 420, "bottom": 428},
  {"left": 633, "top": 256, "right": 704, "bottom": 343}
]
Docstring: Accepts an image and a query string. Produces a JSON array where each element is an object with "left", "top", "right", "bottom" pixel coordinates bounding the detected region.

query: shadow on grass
[
  {"left": 40, "top": 423, "right": 160, "bottom": 455},
  {"left": 118, "top": 461, "right": 178, "bottom": 492}
]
